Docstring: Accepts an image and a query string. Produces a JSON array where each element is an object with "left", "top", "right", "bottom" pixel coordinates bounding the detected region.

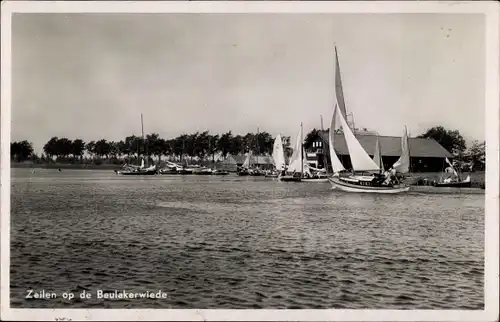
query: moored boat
[
  {"left": 278, "top": 125, "right": 304, "bottom": 182},
  {"left": 211, "top": 169, "right": 229, "bottom": 176},
  {"left": 115, "top": 113, "right": 158, "bottom": 176},
  {"left": 326, "top": 46, "right": 410, "bottom": 194},
  {"left": 116, "top": 162, "right": 157, "bottom": 176},
  {"left": 192, "top": 167, "right": 213, "bottom": 175},
  {"left": 432, "top": 157, "right": 472, "bottom": 188}
]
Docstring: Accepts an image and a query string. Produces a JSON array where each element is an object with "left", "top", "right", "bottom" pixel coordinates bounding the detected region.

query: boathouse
[{"left": 304, "top": 130, "right": 453, "bottom": 173}]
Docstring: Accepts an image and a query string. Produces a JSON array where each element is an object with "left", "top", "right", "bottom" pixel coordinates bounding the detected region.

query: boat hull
[
  {"left": 302, "top": 178, "right": 329, "bottom": 183},
  {"left": 328, "top": 177, "right": 410, "bottom": 194},
  {"left": 434, "top": 181, "right": 472, "bottom": 188},
  {"left": 279, "top": 175, "right": 301, "bottom": 182},
  {"left": 116, "top": 170, "right": 157, "bottom": 176},
  {"left": 212, "top": 171, "right": 229, "bottom": 176}
]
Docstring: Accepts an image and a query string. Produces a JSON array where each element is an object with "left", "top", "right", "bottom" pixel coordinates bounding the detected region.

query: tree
[
  {"left": 208, "top": 134, "right": 219, "bottom": 161},
  {"left": 43, "top": 136, "right": 59, "bottom": 159},
  {"left": 56, "top": 138, "right": 73, "bottom": 158},
  {"left": 86, "top": 141, "right": 96, "bottom": 159},
  {"left": 94, "top": 139, "right": 111, "bottom": 159},
  {"left": 230, "top": 135, "right": 244, "bottom": 155},
  {"left": 255, "top": 131, "right": 274, "bottom": 155},
  {"left": 11, "top": 140, "right": 34, "bottom": 162},
  {"left": 72, "top": 139, "right": 86, "bottom": 161},
  {"left": 282, "top": 135, "right": 292, "bottom": 158},
  {"left": 465, "top": 140, "right": 485, "bottom": 168},
  {"left": 417, "top": 126, "right": 466, "bottom": 155},
  {"left": 217, "top": 131, "right": 233, "bottom": 158}
]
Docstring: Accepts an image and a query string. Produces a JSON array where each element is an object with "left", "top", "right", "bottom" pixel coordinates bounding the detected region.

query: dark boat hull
[
  {"left": 279, "top": 175, "right": 301, "bottom": 182},
  {"left": 434, "top": 181, "right": 472, "bottom": 188},
  {"left": 116, "top": 170, "right": 157, "bottom": 176}
]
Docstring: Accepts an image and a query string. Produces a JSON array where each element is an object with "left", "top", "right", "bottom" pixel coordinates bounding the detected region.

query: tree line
[
  {"left": 11, "top": 131, "right": 293, "bottom": 164},
  {"left": 11, "top": 126, "right": 486, "bottom": 168}
]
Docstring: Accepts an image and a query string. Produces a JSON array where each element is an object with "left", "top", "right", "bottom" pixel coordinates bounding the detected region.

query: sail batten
[{"left": 336, "top": 104, "right": 380, "bottom": 172}]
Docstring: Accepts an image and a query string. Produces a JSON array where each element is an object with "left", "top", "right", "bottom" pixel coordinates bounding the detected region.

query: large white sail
[
  {"left": 287, "top": 126, "right": 303, "bottom": 173},
  {"left": 337, "top": 104, "right": 380, "bottom": 172},
  {"left": 373, "top": 136, "right": 384, "bottom": 172},
  {"left": 242, "top": 152, "right": 251, "bottom": 168},
  {"left": 329, "top": 104, "right": 346, "bottom": 173},
  {"left": 272, "top": 134, "right": 286, "bottom": 171},
  {"left": 392, "top": 127, "right": 410, "bottom": 174}
]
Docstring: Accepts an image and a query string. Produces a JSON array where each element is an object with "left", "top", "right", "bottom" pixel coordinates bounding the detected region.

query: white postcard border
[{"left": 1, "top": 1, "right": 498, "bottom": 321}]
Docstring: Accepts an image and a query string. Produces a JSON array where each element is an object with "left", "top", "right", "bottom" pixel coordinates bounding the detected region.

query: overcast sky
[{"left": 11, "top": 13, "right": 485, "bottom": 153}]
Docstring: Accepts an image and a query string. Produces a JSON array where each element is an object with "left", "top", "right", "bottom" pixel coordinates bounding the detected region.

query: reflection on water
[{"left": 10, "top": 168, "right": 484, "bottom": 309}]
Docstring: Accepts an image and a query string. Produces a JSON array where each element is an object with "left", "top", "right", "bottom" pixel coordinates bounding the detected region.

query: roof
[
  {"left": 316, "top": 131, "right": 453, "bottom": 158},
  {"left": 226, "top": 154, "right": 275, "bottom": 165}
]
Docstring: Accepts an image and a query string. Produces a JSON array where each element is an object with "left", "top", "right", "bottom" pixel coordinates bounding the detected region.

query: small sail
[
  {"left": 140, "top": 158, "right": 145, "bottom": 169},
  {"left": 242, "top": 152, "right": 251, "bottom": 168},
  {"left": 287, "top": 127, "right": 303, "bottom": 173},
  {"left": 373, "top": 136, "right": 384, "bottom": 172},
  {"left": 392, "top": 127, "right": 410, "bottom": 174},
  {"left": 272, "top": 134, "right": 286, "bottom": 171},
  {"left": 329, "top": 104, "right": 346, "bottom": 173},
  {"left": 445, "top": 157, "right": 458, "bottom": 177},
  {"left": 337, "top": 104, "right": 380, "bottom": 172}
]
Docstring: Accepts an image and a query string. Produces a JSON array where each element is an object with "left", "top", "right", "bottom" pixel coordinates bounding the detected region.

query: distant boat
[
  {"left": 267, "top": 133, "right": 286, "bottom": 178},
  {"left": 116, "top": 114, "right": 157, "bottom": 176},
  {"left": 326, "top": 46, "right": 410, "bottom": 194},
  {"left": 279, "top": 124, "right": 303, "bottom": 182},
  {"left": 211, "top": 169, "right": 229, "bottom": 176},
  {"left": 237, "top": 152, "right": 252, "bottom": 176},
  {"left": 116, "top": 158, "right": 157, "bottom": 176},
  {"left": 433, "top": 157, "right": 472, "bottom": 188}
]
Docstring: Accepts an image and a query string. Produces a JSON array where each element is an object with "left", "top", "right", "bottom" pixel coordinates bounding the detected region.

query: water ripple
[{"left": 10, "top": 168, "right": 484, "bottom": 309}]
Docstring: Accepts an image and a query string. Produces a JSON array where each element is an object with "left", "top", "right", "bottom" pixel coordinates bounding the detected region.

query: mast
[
  {"left": 256, "top": 127, "right": 259, "bottom": 169},
  {"left": 320, "top": 115, "right": 324, "bottom": 131},
  {"left": 209, "top": 135, "right": 215, "bottom": 168},
  {"left": 141, "top": 113, "right": 146, "bottom": 166},
  {"left": 406, "top": 126, "right": 411, "bottom": 173},
  {"left": 300, "top": 122, "right": 304, "bottom": 176}
]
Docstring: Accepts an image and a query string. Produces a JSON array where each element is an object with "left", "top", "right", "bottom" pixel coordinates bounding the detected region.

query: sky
[{"left": 11, "top": 13, "right": 485, "bottom": 154}]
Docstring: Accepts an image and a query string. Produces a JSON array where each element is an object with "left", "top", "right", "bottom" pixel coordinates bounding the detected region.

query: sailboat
[
  {"left": 266, "top": 134, "right": 286, "bottom": 178},
  {"left": 433, "top": 157, "right": 471, "bottom": 188},
  {"left": 327, "top": 104, "right": 410, "bottom": 193},
  {"left": 279, "top": 124, "right": 303, "bottom": 182},
  {"left": 325, "top": 45, "right": 410, "bottom": 193},
  {"left": 237, "top": 151, "right": 251, "bottom": 176},
  {"left": 116, "top": 114, "right": 157, "bottom": 176}
]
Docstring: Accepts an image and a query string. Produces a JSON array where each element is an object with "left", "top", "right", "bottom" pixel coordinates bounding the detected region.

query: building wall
[{"left": 320, "top": 154, "right": 449, "bottom": 173}]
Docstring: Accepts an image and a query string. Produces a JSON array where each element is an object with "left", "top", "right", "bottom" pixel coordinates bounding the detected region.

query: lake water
[{"left": 9, "top": 168, "right": 484, "bottom": 309}]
